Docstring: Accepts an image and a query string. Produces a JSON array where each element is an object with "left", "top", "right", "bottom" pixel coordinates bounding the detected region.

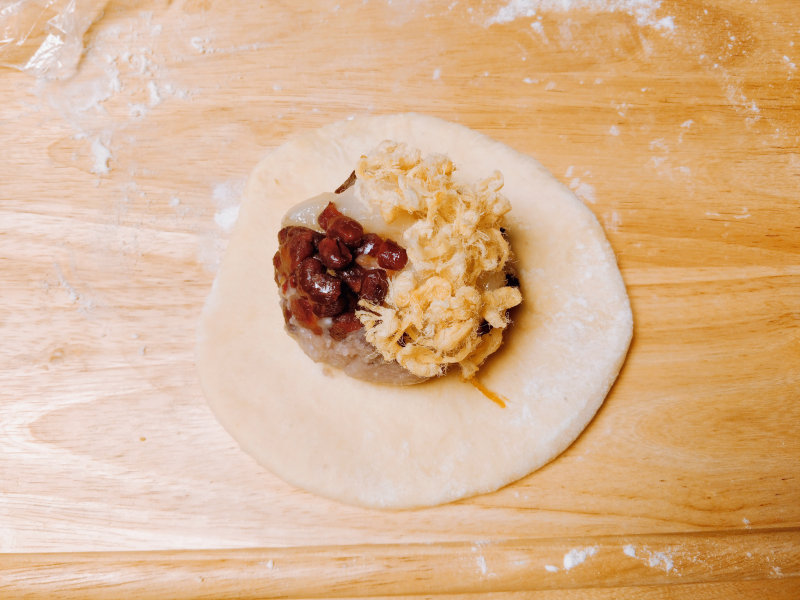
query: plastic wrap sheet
[{"left": 0, "top": 0, "right": 108, "bottom": 79}]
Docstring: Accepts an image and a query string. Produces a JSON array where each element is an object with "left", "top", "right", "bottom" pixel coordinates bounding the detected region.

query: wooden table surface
[{"left": 1, "top": 0, "right": 798, "bottom": 597}]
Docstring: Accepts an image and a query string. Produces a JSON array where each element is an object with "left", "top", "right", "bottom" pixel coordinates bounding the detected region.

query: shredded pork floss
[{"left": 354, "top": 141, "right": 523, "bottom": 379}]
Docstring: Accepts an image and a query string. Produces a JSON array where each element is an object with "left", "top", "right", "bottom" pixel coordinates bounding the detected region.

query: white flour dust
[
  {"left": 570, "top": 179, "right": 596, "bottom": 204},
  {"left": 530, "top": 20, "right": 547, "bottom": 40},
  {"left": 470, "top": 543, "right": 494, "bottom": 578},
  {"left": 214, "top": 205, "right": 240, "bottom": 232},
  {"left": 189, "top": 34, "right": 272, "bottom": 55},
  {"left": 564, "top": 166, "right": 597, "bottom": 204},
  {"left": 485, "top": 0, "right": 675, "bottom": 31},
  {"left": 623, "top": 544, "right": 677, "bottom": 573},
  {"left": 197, "top": 177, "right": 246, "bottom": 272},
  {"left": 476, "top": 554, "right": 488, "bottom": 575},
  {"left": 90, "top": 138, "right": 112, "bottom": 174},
  {"left": 53, "top": 262, "right": 95, "bottom": 314},
  {"left": 563, "top": 546, "right": 598, "bottom": 570},
  {"left": 212, "top": 179, "right": 245, "bottom": 233},
  {"left": 603, "top": 210, "right": 622, "bottom": 232},
  {"left": 647, "top": 550, "right": 674, "bottom": 572}
]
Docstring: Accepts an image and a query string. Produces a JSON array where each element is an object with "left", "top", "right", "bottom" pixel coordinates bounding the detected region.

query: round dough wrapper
[{"left": 197, "top": 113, "right": 633, "bottom": 509}]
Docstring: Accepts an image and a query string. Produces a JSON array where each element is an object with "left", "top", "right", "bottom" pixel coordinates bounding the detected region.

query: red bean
[
  {"left": 296, "top": 257, "right": 341, "bottom": 303},
  {"left": 318, "top": 202, "right": 343, "bottom": 230},
  {"left": 344, "top": 290, "right": 360, "bottom": 312},
  {"left": 310, "top": 294, "right": 348, "bottom": 317},
  {"left": 357, "top": 233, "right": 382, "bottom": 257},
  {"left": 290, "top": 297, "right": 322, "bottom": 334},
  {"left": 317, "top": 202, "right": 363, "bottom": 246},
  {"left": 306, "top": 277, "right": 340, "bottom": 304},
  {"left": 279, "top": 225, "right": 318, "bottom": 244},
  {"left": 327, "top": 216, "right": 363, "bottom": 247},
  {"left": 296, "top": 255, "right": 323, "bottom": 277},
  {"left": 340, "top": 265, "right": 365, "bottom": 293},
  {"left": 360, "top": 269, "right": 389, "bottom": 304},
  {"left": 312, "top": 277, "right": 341, "bottom": 301},
  {"left": 317, "top": 236, "right": 352, "bottom": 269},
  {"left": 282, "top": 226, "right": 319, "bottom": 270},
  {"left": 377, "top": 239, "right": 408, "bottom": 270},
  {"left": 329, "top": 312, "right": 362, "bottom": 340},
  {"left": 278, "top": 226, "right": 292, "bottom": 244}
]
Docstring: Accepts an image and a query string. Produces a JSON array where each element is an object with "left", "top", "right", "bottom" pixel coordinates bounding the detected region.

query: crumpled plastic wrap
[{"left": 0, "top": 0, "right": 108, "bottom": 79}]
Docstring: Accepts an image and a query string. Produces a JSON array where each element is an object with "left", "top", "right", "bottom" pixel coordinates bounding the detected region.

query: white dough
[{"left": 196, "top": 113, "right": 633, "bottom": 508}]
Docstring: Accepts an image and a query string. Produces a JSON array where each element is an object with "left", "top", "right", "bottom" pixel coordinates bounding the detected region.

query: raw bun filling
[
  {"left": 274, "top": 198, "right": 423, "bottom": 385},
  {"left": 274, "top": 141, "right": 523, "bottom": 383}
]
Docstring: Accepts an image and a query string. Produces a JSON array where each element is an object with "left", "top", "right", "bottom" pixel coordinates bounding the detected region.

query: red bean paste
[{"left": 273, "top": 200, "right": 408, "bottom": 341}]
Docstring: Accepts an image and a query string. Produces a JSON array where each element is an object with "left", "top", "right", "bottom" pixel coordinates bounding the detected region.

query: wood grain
[
  {"left": 2, "top": 529, "right": 799, "bottom": 598},
  {"left": 0, "top": 0, "right": 798, "bottom": 596}
]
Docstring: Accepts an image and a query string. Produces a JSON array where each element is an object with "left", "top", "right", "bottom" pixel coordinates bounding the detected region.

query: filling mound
[
  {"left": 273, "top": 201, "right": 408, "bottom": 341},
  {"left": 274, "top": 141, "right": 522, "bottom": 380}
]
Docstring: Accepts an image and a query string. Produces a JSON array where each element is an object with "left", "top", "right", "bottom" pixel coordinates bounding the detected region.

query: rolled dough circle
[{"left": 197, "top": 113, "right": 633, "bottom": 508}]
